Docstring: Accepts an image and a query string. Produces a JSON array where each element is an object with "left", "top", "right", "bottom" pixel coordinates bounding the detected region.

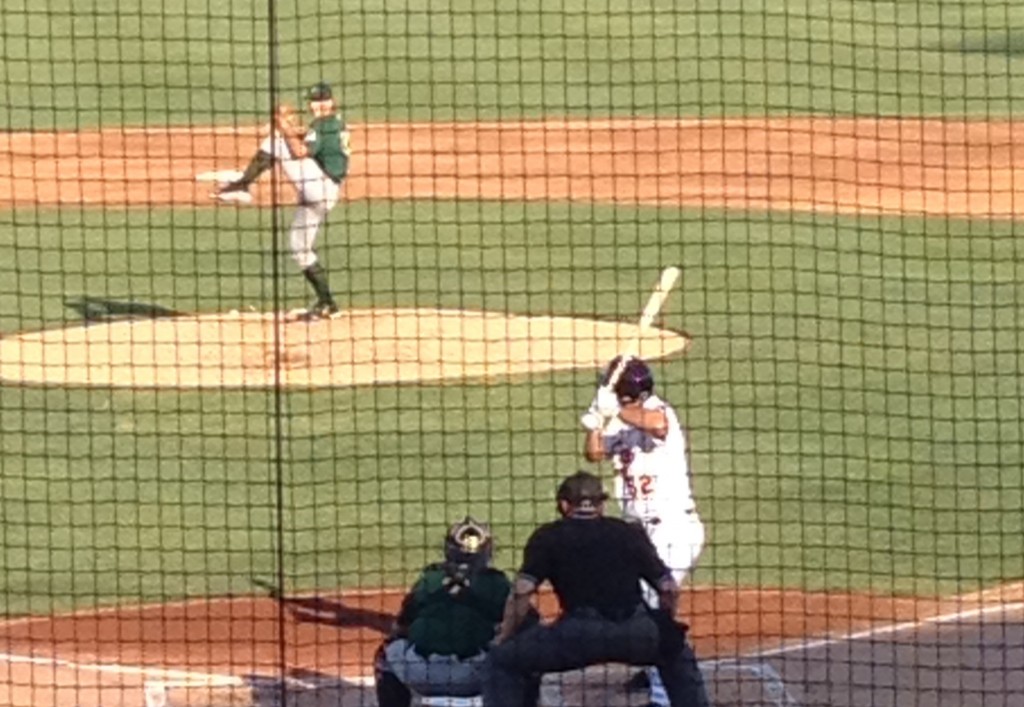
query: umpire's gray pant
[
  {"left": 482, "top": 607, "right": 710, "bottom": 707},
  {"left": 383, "top": 639, "right": 486, "bottom": 698}
]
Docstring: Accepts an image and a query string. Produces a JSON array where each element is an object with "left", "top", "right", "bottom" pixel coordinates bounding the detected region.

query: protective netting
[{"left": 2, "top": 1, "right": 1022, "bottom": 707}]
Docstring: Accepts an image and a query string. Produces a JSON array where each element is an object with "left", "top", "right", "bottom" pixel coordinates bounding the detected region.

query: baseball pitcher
[
  {"left": 581, "top": 355, "right": 705, "bottom": 706},
  {"left": 215, "top": 81, "right": 350, "bottom": 319}
]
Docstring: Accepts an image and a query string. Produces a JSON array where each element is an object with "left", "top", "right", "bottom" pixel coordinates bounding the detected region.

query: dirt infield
[
  {"left": 0, "top": 585, "right": 990, "bottom": 707},
  {"left": 1, "top": 584, "right": 1021, "bottom": 706},
  {"left": 2, "top": 118, "right": 1024, "bottom": 216}
]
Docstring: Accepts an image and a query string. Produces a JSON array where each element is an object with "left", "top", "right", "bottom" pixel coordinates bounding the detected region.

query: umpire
[{"left": 482, "top": 471, "right": 710, "bottom": 707}]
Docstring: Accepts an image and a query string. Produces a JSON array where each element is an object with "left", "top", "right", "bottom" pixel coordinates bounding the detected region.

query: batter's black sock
[
  {"left": 232, "top": 150, "right": 274, "bottom": 188},
  {"left": 302, "top": 263, "right": 336, "bottom": 307}
]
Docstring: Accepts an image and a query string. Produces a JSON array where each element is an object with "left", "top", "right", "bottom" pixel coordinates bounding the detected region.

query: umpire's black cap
[{"left": 556, "top": 471, "right": 609, "bottom": 509}]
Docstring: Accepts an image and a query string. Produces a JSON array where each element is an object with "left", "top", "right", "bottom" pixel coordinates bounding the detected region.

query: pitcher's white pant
[
  {"left": 641, "top": 513, "right": 705, "bottom": 707},
  {"left": 260, "top": 134, "right": 341, "bottom": 270}
]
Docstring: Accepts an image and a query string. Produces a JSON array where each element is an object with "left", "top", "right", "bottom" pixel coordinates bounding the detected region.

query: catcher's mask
[
  {"left": 444, "top": 516, "right": 493, "bottom": 572},
  {"left": 556, "top": 471, "right": 609, "bottom": 518},
  {"left": 602, "top": 355, "right": 655, "bottom": 404}
]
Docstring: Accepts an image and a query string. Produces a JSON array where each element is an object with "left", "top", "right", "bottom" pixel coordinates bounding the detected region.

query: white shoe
[{"left": 213, "top": 184, "right": 253, "bottom": 205}]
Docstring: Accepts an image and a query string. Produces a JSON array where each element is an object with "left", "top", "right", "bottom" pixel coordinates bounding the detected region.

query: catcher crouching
[{"left": 374, "top": 517, "right": 512, "bottom": 706}]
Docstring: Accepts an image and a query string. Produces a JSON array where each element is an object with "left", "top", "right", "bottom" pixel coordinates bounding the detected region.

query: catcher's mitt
[{"left": 275, "top": 102, "right": 304, "bottom": 137}]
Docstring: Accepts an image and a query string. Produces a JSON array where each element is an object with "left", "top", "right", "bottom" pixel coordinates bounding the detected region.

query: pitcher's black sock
[
  {"left": 302, "top": 263, "right": 336, "bottom": 306},
  {"left": 232, "top": 150, "right": 274, "bottom": 188}
]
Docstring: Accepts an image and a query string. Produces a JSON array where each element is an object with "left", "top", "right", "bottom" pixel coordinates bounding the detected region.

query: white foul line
[
  {"left": 0, "top": 650, "right": 376, "bottom": 698},
  {"left": 744, "top": 599, "right": 1024, "bottom": 659},
  {"left": 0, "top": 651, "right": 243, "bottom": 686}
]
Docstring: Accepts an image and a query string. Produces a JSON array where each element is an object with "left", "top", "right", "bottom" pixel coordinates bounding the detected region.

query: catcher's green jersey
[
  {"left": 304, "top": 114, "right": 350, "bottom": 182},
  {"left": 397, "top": 564, "right": 511, "bottom": 659}
]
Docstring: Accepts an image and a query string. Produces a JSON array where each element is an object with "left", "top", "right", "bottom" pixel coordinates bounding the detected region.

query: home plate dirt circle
[{"left": 0, "top": 308, "right": 691, "bottom": 388}]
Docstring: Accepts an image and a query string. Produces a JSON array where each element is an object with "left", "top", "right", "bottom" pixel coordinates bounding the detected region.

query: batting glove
[
  {"left": 595, "top": 385, "right": 621, "bottom": 420},
  {"left": 580, "top": 410, "right": 605, "bottom": 431}
]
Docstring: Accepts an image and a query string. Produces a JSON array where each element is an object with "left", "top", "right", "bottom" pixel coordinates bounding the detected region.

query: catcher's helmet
[
  {"left": 444, "top": 516, "right": 493, "bottom": 572},
  {"left": 602, "top": 356, "right": 655, "bottom": 403}
]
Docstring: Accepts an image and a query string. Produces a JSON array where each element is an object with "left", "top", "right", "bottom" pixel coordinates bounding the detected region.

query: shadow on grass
[
  {"left": 939, "top": 31, "right": 1024, "bottom": 55},
  {"left": 64, "top": 295, "right": 183, "bottom": 322}
]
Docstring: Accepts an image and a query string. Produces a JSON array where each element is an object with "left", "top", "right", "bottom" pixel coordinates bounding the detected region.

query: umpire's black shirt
[{"left": 519, "top": 516, "right": 671, "bottom": 619}]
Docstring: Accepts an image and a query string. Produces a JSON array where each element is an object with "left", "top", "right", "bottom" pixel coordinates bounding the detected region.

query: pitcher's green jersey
[{"left": 304, "top": 114, "right": 350, "bottom": 182}]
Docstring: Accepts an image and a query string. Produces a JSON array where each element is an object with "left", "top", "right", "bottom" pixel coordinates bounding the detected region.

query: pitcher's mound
[{"left": 0, "top": 308, "right": 690, "bottom": 388}]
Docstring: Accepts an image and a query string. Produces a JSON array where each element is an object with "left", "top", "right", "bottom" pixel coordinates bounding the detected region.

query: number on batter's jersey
[
  {"left": 624, "top": 473, "right": 655, "bottom": 499},
  {"left": 608, "top": 396, "right": 696, "bottom": 521}
]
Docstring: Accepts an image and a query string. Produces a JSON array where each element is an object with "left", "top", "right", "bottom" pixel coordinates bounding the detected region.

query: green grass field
[
  {"left": 2, "top": 2, "right": 1024, "bottom": 616},
  {"left": 4, "top": 0, "right": 1024, "bottom": 128}
]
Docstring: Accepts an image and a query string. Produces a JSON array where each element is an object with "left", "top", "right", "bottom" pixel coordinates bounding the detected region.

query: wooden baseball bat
[{"left": 604, "top": 266, "right": 682, "bottom": 389}]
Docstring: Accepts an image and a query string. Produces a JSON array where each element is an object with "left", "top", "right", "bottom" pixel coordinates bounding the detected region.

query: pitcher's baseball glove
[{"left": 275, "top": 102, "right": 304, "bottom": 137}]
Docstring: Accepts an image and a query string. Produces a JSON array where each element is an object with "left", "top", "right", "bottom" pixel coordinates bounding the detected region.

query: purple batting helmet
[{"left": 602, "top": 355, "right": 654, "bottom": 403}]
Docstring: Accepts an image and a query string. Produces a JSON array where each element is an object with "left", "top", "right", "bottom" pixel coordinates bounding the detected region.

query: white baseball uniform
[
  {"left": 603, "top": 394, "right": 705, "bottom": 592},
  {"left": 259, "top": 133, "right": 341, "bottom": 270}
]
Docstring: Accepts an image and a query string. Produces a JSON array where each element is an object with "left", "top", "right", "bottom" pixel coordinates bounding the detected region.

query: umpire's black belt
[{"left": 567, "top": 604, "right": 646, "bottom": 622}]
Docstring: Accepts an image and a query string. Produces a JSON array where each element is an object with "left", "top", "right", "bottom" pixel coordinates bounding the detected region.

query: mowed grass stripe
[{"left": 4, "top": 1, "right": 1024, "bottom": 129}]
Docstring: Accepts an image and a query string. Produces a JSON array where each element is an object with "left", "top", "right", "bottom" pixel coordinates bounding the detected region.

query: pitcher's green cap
[{"left": 307, "top": 82, "right": 333, "bottom": 101}]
